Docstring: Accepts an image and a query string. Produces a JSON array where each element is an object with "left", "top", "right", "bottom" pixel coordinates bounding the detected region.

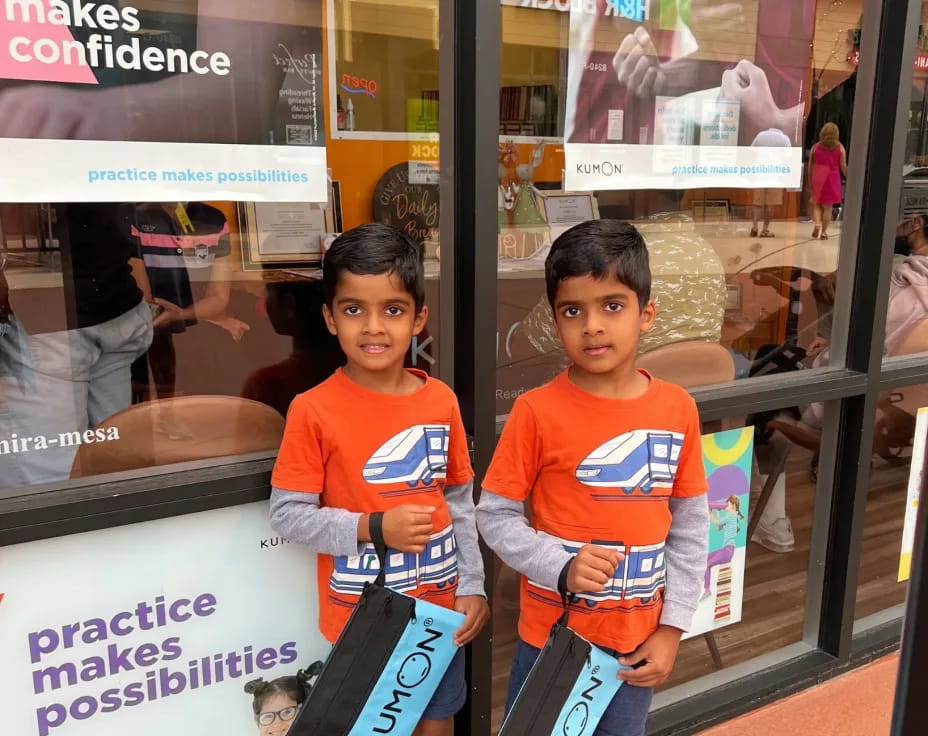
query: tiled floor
[{"left": 696, "top": 654, "right": 899, "bottom": 736}]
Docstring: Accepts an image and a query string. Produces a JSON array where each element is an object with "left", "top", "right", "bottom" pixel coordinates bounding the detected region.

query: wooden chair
[
  {"left": 71, "top": 395, "right": 285, "bottom": 477},
  {"left": 637, "top": 340, "right": 735, "bottom": 389}
]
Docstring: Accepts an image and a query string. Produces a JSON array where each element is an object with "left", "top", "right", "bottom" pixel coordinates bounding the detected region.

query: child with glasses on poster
[
  {"left": 477, "top": 220, "right": 709, "bottom": 736},
  {"left": 269, "top": 223, "right": 488, "bottom": 736},
  {"left": 245, "top": 663, "right": 321, "bottom": 736}
]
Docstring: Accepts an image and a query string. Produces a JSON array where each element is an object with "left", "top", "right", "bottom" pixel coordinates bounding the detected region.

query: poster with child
[{"left": 686, "top": 427, "right": 753, "bottom": 638}]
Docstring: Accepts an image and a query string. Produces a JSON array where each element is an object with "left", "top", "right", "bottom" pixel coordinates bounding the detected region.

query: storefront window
[
  {"left": 884, "top": 1, "right": 928, "bottom": 365},
  {"left": 0, "top": 1, "right": 442, "bottom": 492},
  {"left": 494, "top": 0, "right": 860, "bottom": 418}
]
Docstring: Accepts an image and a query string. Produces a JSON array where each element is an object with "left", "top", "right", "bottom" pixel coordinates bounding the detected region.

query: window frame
[{"left": 2, "top": 0, "right": 927, "bottom": 732}]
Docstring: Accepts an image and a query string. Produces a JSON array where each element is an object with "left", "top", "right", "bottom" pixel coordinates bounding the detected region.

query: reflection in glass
[
  {"left": 0, "top": 204, "right": 153, "bottom": 487},
  {"left": 0, "top": 1, "right": 445, "bottom": 491},
  {"left": 493, "top": 1, "right": 860, "bottom": 419}
]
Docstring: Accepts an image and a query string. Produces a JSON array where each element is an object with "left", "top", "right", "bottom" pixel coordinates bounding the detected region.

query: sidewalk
[{"left": 697, "top": 655, "right": 899, "bottom": 736}]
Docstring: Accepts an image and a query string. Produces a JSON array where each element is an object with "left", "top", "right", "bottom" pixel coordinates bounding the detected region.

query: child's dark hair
[
  {"left": 544, "top": 220, "right": 651, "bottom": 309},
  {"left": 322, "top": 223, "right": 425, "bottom": 311},
  {"left": 244, "top": 676, "right": 305, "bottom": 715},
  {"left": 244, "top": 663, "right": 322, "bottom": 715}
]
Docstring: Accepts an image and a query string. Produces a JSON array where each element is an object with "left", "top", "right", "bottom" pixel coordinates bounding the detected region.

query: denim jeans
[
  {"left": 0, "top": 300, "right": 152, "bottom": 488},
  {"left": 505, "top": 638, "right": 654, "bottom": 736}
]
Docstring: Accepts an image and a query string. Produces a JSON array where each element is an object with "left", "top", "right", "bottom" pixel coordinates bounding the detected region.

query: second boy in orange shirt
[{"left": 478, "top": 220, "right": 709, "bottom": 736}]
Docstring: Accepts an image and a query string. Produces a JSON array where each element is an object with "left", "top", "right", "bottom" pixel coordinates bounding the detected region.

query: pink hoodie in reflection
[
  {"left": 804, "top": 255, "right": 928, "bottom": 430},
  {"left": 885, "top": 255, "right": 928, "bottom": 355}
]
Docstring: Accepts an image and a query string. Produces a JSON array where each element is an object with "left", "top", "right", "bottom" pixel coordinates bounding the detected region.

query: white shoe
[{"left": 752, "top": 517, "right": 795, "bottom": 553}]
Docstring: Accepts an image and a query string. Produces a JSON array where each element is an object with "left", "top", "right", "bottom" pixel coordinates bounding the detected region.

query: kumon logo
[
  {"left": 373, "top": 624, "right": 443, "bottom": 734},
  {"left": 561, "top": 665, "right": 604, "bottom": 735},
  {"left": 575, "top": 161, "right": 623, "bottom": 177}
]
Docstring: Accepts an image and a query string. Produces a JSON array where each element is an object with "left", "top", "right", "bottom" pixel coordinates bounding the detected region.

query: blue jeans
[
  {"left": 506, "top": 638, "right": 653, "bottom": 736},
  {"left": 421, "top": 647, "right": 466, "bottom": 720}
]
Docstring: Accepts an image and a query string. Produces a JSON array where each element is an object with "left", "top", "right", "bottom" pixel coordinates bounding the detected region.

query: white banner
[
  {"left": 0, "top": 503, "right": 329, "bottom": 736},
  {"left": 564, "top": 143, "right": 801, "bottom": 191},
  {"left": 563, "top": 2, "right": 812, "bottom": 191},
  {"left": 0, "top": 139, "right": 328, "bottom": 203},
  {"left": 0, "top": 2, "right": 327, "bottom": 202}
]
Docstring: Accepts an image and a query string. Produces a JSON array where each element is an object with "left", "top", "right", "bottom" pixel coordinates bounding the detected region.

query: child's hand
[
  {"left": 618, "top": 626, "right": 682, "bottom": 688},
  {"left": 453, "top": 595, "right": 490, "bottom": 646},
  {"left": 381, "top": 505, "right": 435, "bottom": 552},
  {"left": 566, "top": 545, "right": 623, "bottom": 593}
]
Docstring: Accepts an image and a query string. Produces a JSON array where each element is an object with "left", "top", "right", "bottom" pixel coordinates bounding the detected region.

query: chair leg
[
  {"left": 704, "top": 632, "right": 724, "bottom": 670},
  {"left": 747, "top": 433, "right": 791, "bottom": 540}
]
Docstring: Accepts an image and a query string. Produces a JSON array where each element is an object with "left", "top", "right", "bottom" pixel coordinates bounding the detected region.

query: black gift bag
[
  {"left": 289, "top": 512, "right": 464, "bottom": 736},
  {"left": 499, "top": 595, "right": 625, "bottom": 736}
]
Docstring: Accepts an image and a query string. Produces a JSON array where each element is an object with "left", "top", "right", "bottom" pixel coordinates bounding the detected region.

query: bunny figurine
[
  {"left": 498, "top": 141, "right": 519, "bottom": 229},
  {"left": 511, "top": 141, "right": 547, "bottom": 227}
]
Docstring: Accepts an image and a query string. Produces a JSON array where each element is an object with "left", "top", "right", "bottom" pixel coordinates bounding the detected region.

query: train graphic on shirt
[
  {"left": 363, "top": 424, "right": 450, "bottom": 487},
  {"left": 575, "top": 430, "right": 683, "bottom": 494},
  {"left": 527, "top": 536, "right": 666, "bottom": 608},
  {"left": 330, "top": 524, "right": 458, "bottom": 595}
]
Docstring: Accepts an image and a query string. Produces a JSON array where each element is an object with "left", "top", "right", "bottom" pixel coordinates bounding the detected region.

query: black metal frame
[
  {"left": 439, "top": 0, "right": 500, "bottom": 732},
  {"left": 3, "top": 0, "right": 928, "bottom": 733}
]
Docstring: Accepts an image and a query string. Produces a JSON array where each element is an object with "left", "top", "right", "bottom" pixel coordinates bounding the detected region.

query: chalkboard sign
[{"left": 372, "top": 162, "right": 439, "bottom": 244}]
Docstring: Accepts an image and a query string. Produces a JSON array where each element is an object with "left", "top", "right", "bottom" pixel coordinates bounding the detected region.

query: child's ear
[
  {"left": 322, "top": 304, "right": 337, "bottom": 336},
  {"left": 639, "top": 300, "right": 657, "bottom": 333},
  {"left": 413, "top": 304, "right": 429, "bottom": 336}
]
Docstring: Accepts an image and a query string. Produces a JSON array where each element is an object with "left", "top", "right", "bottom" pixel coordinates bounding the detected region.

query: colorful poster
[
  {"left": 685, "top": 427, "right": 754, "bottom": 639},
  {"left": 0, "top": 2, "right": 327, "bottom": 202},
  {"left": 0, "top": 503, "right": 329, "bottom": 736},
  {"left": 563, "top": 1, "right": 811, "bottom": 190},
  {"left": 899, "top": 407, "right": 928, "bottom": 581}
]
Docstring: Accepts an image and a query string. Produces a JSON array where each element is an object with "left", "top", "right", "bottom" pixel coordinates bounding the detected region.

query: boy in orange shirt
[
  {"left": 270, "top": 223, "right": 489, "bottom": 736},
  {"left": 477, "top": 220, "right": 709, "bottom": 735}
]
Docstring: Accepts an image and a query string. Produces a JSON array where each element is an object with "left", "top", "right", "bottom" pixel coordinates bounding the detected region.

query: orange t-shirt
[
  {"left": 483, "top": 371, "right": 707, "bottom": 653},
  {"left": 271, "top": 368, "right": 474, "bottom": 643}
]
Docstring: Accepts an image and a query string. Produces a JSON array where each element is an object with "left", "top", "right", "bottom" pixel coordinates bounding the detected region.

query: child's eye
[
  {"left": 604, "top": 302, "right": 623, "bottom": 313},
  {"left": 562, "top": 306, "right": 580, "bottom": 318},
  {"left": 385, "top": 305, "right": 404, "bottom": 317},
  {"left": 344, "top": 305, "right": 362, "bottom": 316}
]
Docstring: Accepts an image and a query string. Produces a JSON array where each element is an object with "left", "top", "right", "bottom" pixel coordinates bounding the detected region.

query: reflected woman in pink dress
[{"left": 809, "top": 123, "right": 848, "bottom": 240}]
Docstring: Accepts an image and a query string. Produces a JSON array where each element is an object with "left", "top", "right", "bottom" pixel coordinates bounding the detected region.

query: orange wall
[{"left": 329, "top": 140, "right": 566, "bottom": 231}]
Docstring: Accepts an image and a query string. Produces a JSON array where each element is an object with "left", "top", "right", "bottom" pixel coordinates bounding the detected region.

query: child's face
[
  {"left": 552, "top": 273, "right": 654, "bottom": 378},
  {"left": 323, "top": 270, "right": 427, "bottom": 375},
  {"left": 256, "top": 692, "right": 299, "bottom": 736}
]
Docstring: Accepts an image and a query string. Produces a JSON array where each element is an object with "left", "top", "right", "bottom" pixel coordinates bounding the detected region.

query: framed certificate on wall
[{"left": 240, "top": 180, "right": 342, "bottom": 270}]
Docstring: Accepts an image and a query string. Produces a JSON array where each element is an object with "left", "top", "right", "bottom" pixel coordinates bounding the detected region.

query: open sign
[{"left": 341, "top": 74, "right": 378, "bottom": 97}]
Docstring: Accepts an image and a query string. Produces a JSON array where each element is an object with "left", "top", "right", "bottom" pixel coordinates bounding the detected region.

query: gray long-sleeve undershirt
[
  {"left": 476, "top": 490, "right": 708, "bottom": 631},
  {"left": 270, "top": 482, "right": 486, "bottom": 598}
]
